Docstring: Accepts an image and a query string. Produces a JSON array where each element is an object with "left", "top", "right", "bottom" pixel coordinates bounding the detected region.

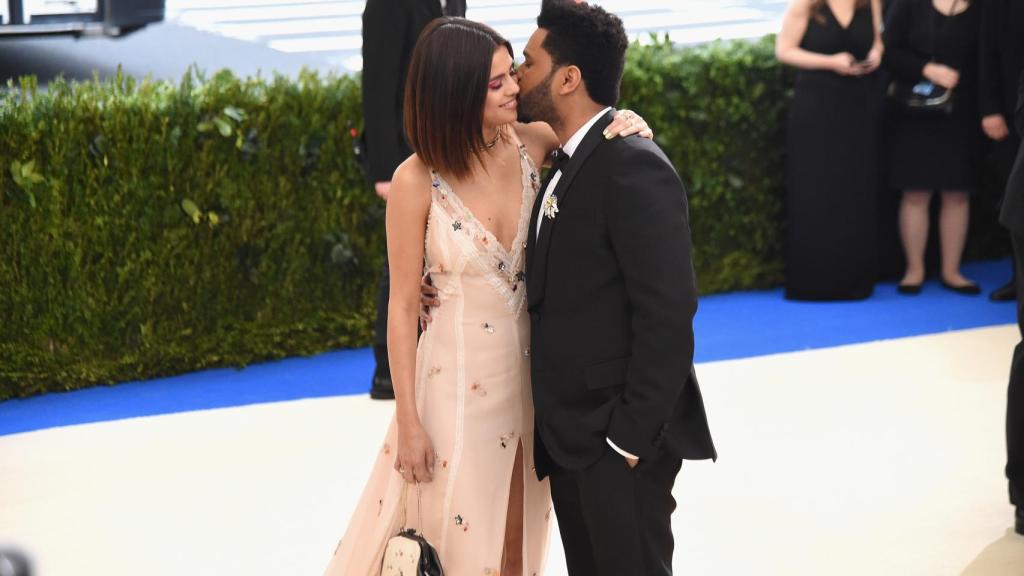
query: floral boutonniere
[{"left": 542, "top": 194, "right": 559, "bottom": 220}]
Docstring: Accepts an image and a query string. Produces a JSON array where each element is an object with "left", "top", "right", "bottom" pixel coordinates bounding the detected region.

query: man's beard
[{"left": 517, "top": 71, "right": 558, "bottom": 127}]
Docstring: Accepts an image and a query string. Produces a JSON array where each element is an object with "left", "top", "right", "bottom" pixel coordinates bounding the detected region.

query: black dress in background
[
  {"left": 884, "top": 0, "right": 983, "bottom": 191},
  {"left": 785, "top": 3, "right": 879, "bottom": 301}
]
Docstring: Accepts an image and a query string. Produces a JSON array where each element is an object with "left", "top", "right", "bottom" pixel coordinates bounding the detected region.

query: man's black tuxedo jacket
[
  {"left": 361, "top": 0, "right": 465, "bottom": 183},
  {"left": 526, "top": 111, "right": 717, "bottom": 479},
  {"left": 979, "top": 0, "right": 1024, "bottom": 122},
  {"left": 1001, "top": 73, "right": 1024, "bottom": 232}
]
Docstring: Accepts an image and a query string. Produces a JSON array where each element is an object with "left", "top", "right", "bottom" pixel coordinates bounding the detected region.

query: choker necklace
[{"left": 483, "top": 129, "right": 501, "bottom": 150}]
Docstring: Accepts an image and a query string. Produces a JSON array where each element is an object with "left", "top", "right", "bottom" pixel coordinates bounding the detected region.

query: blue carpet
[
  {"left": 0, "top": 259, "right": 1016, "bottom": 437},
  {"left": 0, "top": 348, "right": 375, "bottom": 437},
  {"left": 695, "top": 258, "right": 1017, "bottom": 362}
]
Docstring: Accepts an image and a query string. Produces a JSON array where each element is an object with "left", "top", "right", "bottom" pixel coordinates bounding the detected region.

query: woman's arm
[
  {"left": 385, "top": 156, "right": 435, "bottom": 485},
  {"left": 514, "top": 110, "right": 655, "bottom": 168},
  {"left": 883, "top": 0, "right": 933, "bottom": 82},
  {"left": 776, "top": 0, "right": 860, "bottom": 74},
  {"left": 514, "top": 121, "right": 559, "bottom": 169},
  {"left": 859, "top": 0, "right": 886, "bottom": 72},
  {"left": 872, "top": 0, "right": 884, "bottom": 48}
]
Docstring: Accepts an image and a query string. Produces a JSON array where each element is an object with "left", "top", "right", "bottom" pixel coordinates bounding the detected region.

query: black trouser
[
  {"left": 548, "top": 445, "right": 682, "bottom": 576},
  {"left": 373, "top": 255, "right": 391, "bottom": 381},
  {"left": 995, "top": 136, "right": 1021, "bottom": 284},
  {"left": 993, "top": 134, "right": 1021, "bottom": 196},
  {"left": 1009, "top": 232, "right": 1024, "bottom": 507}
]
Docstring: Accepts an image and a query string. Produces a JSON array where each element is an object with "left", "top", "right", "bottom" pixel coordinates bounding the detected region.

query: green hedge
[
  {"left": 0, "top": 36, "right": 1003, "bottom": 399},
  {"left": 1, "top": 69, "right": 382, "bottom": 399},
  {"left": 621, "top": 36, "right": 791, "bottom": 292}
]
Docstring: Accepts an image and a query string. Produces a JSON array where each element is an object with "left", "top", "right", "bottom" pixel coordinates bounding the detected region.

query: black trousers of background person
[
  {"left": 1008, "top": 233, "right": 1024, "bottom": 507},
  {"left": 373, "top": 256, "right": 390, "bottom": 383},
  {"left": 548, "top": 446, "right": 682, "bottom": 576}
]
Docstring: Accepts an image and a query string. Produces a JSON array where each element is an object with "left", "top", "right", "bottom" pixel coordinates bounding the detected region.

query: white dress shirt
[
  {"left": 534, "top": 107, "right": 612, "bottom": 240},
  {"left": 531, "top": 107, "right": 639, "bottom": 462}
]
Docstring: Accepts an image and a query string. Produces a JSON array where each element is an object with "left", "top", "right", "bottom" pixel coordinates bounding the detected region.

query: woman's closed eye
[{"left": 490, "top": 68, "right": 517, "bottom": 90}]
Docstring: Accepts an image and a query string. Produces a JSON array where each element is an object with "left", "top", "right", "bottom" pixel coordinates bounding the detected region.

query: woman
[
  {"left": 885, "top": 0, "right": 983, "bottom": 295},
  {"left": 776, "top": 0, "right": 884, "bottom": 300},
  {"left": 323, "top": 18, "right": 650, "bottom": 576}
]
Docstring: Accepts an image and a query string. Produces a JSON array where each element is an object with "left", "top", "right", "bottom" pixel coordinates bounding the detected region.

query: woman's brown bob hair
[{"left": 404, "top": 18, "right": 514, "bottom": 179}]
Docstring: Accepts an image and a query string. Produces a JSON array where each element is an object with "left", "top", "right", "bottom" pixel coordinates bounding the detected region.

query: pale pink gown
[{"left": 324, "top": 135, "right": 552, "bottom": 576}]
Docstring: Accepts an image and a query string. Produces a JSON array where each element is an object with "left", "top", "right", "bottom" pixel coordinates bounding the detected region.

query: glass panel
[{"left": 24, "top": 0, "right": 98, "bottom": 18}]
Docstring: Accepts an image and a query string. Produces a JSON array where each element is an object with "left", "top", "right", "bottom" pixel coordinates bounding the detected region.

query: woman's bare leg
[
  {"left": 500, "top": 441, "right": 525, "bottom": 576},
  {"left": 900, "top": 189, "right": 933, "bottom": 285},
  {"left": 939, "top": 189, "right": 974, "bottom": 286}
]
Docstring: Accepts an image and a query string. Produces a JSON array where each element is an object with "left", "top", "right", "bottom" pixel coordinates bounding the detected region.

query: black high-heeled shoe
[
  {"left": 989, "top": 279, "right": 1016, "bottom": 301},
  {"left": 897, "top": 283, "right": 922, "bottom": 295},
  {"left": 940, "top": 280, "right": 981, "bottom": 295}
]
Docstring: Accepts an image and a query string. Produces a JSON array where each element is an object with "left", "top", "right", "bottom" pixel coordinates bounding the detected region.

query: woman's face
[{"left": 481, "top": 47, "right": 520, "bottom": 129}]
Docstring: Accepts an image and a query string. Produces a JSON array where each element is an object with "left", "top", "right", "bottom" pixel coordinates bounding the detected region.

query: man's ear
[{"left": 557, "top": 65, "right": 584, "bottom": 96}]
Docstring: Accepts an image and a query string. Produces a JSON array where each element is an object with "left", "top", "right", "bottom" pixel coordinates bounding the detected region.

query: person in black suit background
[
  {"left": 998, "top": 70, "right": 1024, "bottom": 537},
  {"left": 361, "top": 0, "right": 465, "bottom": 399},
  {"left": 979, "top": 0, "right": 1024, "bottom": 301},
  {"left": 517, "top": 3, "right": 716, "bottom": 573}
]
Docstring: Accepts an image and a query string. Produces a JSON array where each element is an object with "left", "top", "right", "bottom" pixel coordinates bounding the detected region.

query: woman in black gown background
[
  {"left": 884, "top": 0, "right": 983, "bottom": 294},
  {"left": 777, "top": 0, "right": 884, "bottom": 300}
]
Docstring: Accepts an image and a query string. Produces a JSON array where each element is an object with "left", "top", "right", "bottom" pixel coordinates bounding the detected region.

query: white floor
[{"left": 2, "top": 325, "right": 1023, "bottom": 575}]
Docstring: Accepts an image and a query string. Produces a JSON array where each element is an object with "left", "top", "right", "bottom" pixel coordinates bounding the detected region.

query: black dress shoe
[
  {"left": 1016, "top": 507, "right": 1023, "bottom": 536},
  {"left": 897, "top": 283, "right": 922, "bottom": 295},
  {"left": 370, "top": 375, "right": 395, "bottom": 400},
  {"left": 990, "top": 280, "right": 1017, "bottom": 302},
  {"left": 940, "top": 280, "right": 981, "bottom": 295}
]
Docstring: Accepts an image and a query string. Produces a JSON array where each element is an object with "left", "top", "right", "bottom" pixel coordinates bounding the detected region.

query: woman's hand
[
  {"left": 830, "top": 52, "right": 867, "bottom": 76},
  {"left": 857, "top": 45, "right": 883, "bottom": 74},
  {"left": 395, "top": 421, "right": 436, "bottom": 484},
  {"left": 604, "top": 109, "right": 653, "bottom": 140},
  {"left": 923, "top": 62, "right": 960, "bottom": 90}
]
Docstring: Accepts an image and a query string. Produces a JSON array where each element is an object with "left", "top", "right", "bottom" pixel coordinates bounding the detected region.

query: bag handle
[{"left": 398, "top": 483, "right": 424, "bottom": 531}]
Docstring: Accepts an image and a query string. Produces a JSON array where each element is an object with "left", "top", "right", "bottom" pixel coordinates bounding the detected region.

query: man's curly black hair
[{"left": 537, "top": 0, "right": 629, "bottom": 107}]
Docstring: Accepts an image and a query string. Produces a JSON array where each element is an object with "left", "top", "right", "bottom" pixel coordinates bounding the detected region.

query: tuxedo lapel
[
  {"left": 526, "top": 170, "right": 552, "bottom": 276},
  {"left": 527, "top": 111, "right": 615, "bottom": 309}
]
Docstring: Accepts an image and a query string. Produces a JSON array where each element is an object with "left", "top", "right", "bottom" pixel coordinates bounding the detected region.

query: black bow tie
[{"left": 549, "top": 148, "right": 570, "bottom": 172}]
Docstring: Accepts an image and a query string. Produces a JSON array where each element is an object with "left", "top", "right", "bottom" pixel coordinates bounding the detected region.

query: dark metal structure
[{"left": 0, "top": 0, "right": 164, "bottom": 37}]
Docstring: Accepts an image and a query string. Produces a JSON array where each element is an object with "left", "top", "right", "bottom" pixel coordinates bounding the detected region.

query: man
[
  {"left": 979, "top": 0, "right": 1024, "bottom": 301},
  {"left": 361, "top": 0, "right": 465, "bottom": 399},
  {"left": 517, "top": 2, "right": 716, "bottom": 573},
  {"left": 998, "top": 68, "right": 1024, "bottom": 537}
]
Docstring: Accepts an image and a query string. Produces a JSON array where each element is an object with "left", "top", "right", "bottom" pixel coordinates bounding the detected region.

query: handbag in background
[
  {"left": 886, "top": 79, "right": 954, "bottom": 114},
  {"left": 887, "top": 0, "right": 959, "bottom": 115}
]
